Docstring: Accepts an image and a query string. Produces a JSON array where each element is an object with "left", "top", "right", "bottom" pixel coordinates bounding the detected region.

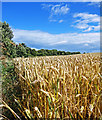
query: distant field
[{"left": 12, "top": 53, "right": 101, "bottom": 119}]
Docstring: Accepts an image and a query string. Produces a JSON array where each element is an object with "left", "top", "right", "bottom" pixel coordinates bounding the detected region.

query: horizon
[{"left": 2, "top": 2, "right": 101, "bottom": 53}]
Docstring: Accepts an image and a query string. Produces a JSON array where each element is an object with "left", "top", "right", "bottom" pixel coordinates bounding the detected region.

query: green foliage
[
  {"left": 16, "top": 44, "right": 27, "bottom": 57},
  {"left": 31, "top": 49, "right": 37, "bottom": 56},
  {"left": 1, "top": 21, "right": 17, "bottom": 58},
  {"left": 2, "top": 59, "right": 21, "bottom": 119},
  {"left": 25, "top": 47, "right": 32, "bottom": 57},
  {"left": 2, "top": 21, "right": 14, "bottom": 40},
  {"left": 52, "top": 49, "right": 57, "bottom": 55},
  {"left": 3, "top": 38, "right": 17, "bottom": 58}
]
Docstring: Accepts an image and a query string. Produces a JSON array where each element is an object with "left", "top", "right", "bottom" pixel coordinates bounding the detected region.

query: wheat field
[{"left": 12, "top": 53, "right": 102, "bottom": 119}]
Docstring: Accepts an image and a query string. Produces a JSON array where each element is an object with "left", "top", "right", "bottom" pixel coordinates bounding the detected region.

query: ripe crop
[{"left": 12, "top": 53, "right": 101, "bottom": 119}]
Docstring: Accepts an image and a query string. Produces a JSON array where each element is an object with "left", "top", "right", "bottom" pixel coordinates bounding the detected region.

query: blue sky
[{"left": 2, "top": 2, "right": 101, "bottom": 53}]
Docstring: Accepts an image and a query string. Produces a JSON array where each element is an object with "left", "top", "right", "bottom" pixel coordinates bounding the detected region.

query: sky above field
[{"left": 2, "top": 1, "right": 101, "bottom": 53}]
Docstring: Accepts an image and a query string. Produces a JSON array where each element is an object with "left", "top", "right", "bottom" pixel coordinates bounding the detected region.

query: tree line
[{"left": 0, "top": 21, "right": 81, "bottom": 58}]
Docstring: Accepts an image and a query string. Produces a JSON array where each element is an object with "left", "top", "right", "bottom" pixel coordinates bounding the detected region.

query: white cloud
[
  {"left": 50, "top": 4, "right": 69, "bottom": 15},
  {"left": 59, "top": 20, "right": 64, "bottom": 23},
  {"left": 13, "top": 29, "right": 100, "bottom": 50},
  {"left": 50, "top": 40, "right": 67, "bottom": 45},
  {"left": 93, "top": 24, "right": 100, "bottom": 31},
  {"left": 73, "top": 23, "right": 89, "bottom": 29},
  {"left": 83, "top": 26, "right": 93, "bottom": 32},
  {"left": 84, "top": 43, "right": 89, "bottom": 46},
  {"left": 73, "top": 13, "right": 100, "bottom": 22},
  {"left": 42, "top": 3, "right": 69, "bottom": 23},
  {"left": 73, "top": 13, "right": 100, "bottom": 32},
  {"left": 83, "top": 24, "right": 100, "bottom": 32},
  {"left": 31, "top": 47, "right": 39, "bottom": 51}
]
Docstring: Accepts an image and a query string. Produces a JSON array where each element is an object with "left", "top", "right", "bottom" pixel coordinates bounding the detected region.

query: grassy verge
[{"left": 1, "top": 58, "right": 22, "bottom": 119}]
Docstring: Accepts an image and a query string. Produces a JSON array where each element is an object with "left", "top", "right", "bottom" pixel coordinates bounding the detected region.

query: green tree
[
  {"left": 26, "top": 47, "right": 31, "bottom": 57},
  {"left": 31, "top": 49, "right": 37, "bottom": 56},
  {"left": 2, "top": 21, "right": 14, "bottom": 40},
  {"left": 52, "top": 49, "right": 57, "bottom": 55},
  {"left": 1, "top": 21, "right": 17, "bottom": 58},
  {"left": 37, "top": 49, "right": 46, "bottom": 56},
  {"left": 16, "top": 44, "right": 27, "bottom": 57},
  {"left": 66, "top": 51, "right": 71, "bottom": 55},
  {"left": 46, "top": 50, "right": 53, "bottom": 56},
  {"left": 21, "top": 43, "right": 27, "bottom": 47}
]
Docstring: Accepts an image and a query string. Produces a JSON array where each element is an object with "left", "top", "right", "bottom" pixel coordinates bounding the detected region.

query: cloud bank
[{"left": 13, "top": 29, "right": 100, "bottom": 52}]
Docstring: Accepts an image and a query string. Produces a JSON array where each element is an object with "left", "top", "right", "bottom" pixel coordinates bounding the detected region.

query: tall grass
[{"left": 2, "top": 53, "right": 102, "bottom": 119}]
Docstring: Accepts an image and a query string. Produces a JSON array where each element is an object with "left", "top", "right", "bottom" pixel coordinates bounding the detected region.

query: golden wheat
[{"left": 13, "top": 53, "right": 102, "bottom": 119}]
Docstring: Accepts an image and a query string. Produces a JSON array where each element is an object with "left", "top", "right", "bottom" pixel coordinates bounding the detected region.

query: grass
[{"left": 1, "top": 53, "right": 102, "bottom": 119}]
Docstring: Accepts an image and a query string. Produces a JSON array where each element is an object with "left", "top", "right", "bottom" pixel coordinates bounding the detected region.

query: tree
[
  {"left": 66, "top": 51, "right": 71, "bottom": 55},
  {"left": 16, "top": 44, "right": 27, "bottom": 57},
  {"left": 31, "top": 49, "right": 37, "bottom": 56},
  {"left": 52, "top": 49, "right": 57, "bottom": 55},
  {"left": 21, "top": 43, "right": 27, "bottom": 47},
  {"left": 26, "top": 47, "right": 31, "bottom": 57},
  {"left": 2, "top": 21, "right": 14, "bottom": 40},
  {"left": 1, "top": 21, "right": 17, "bottom": 58},
  {"left": 46, "top": 50, "right": 53, "bottom": 56},
  {"left": 37, "top": 49, "right": 46, "bottom": 56}
]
